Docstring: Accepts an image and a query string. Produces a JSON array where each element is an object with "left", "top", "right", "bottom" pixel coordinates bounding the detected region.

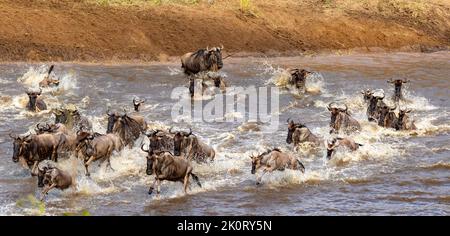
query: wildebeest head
[
  {"left": 327, "top": 102, "right": 347, "bottom": 122},
  {"left": 396, "top": 108, "right": 412, "bottom": 130},
  {"left": 326, "top": 137, "right": 342, "bottom": 159},
  {"left": 169, "top": 127, "right": 192, "bottom": 156},
  {"left": 26, "top": 89, "right": 42, "bottom": 110},
  {"left": 286, "top": 118, "right": 306, "bottom": 144},
  {"left": 249, "top": 149, "right": 276, "bottom": 174},
  {"left": 378, "top": 103, "right": 396, "bottom": 126},
  {"left": 52, "top": 107, "right": 67, "bottom": 124},
  {"left": 249, "top": 152, "right": 263, "bottom": 174},
  {"left": 35, "top": 122, "right": 60, "bottom": 134},
  {"left": 10, "top": 133, "right": 32, "bottom": 163},
  {"left": 361, "top": 89, "right": 373, "bottom": 102},
  {"left": 35, "top": 123, "right": 50, "bottom": 134},
  {"left": 145, "top": 130, "right": 162, "bottom": 152},
  {"left": 75, "top": 130, "right": 95, "bottom": 159},
  {"left": 299, "top": 69, "right": 312, "bottom": 78},
  {"left": 37, "top": 160, "right": 56, "bottom": 188},
  {"left": 213, "top": 77, "right": 221, "bottom": 88},
  {"left": 141, "top": 144, "right": 155, "bottom": 175},
  {"left": 206, "top": 46, "right": 224, "bottom": 71},
  {"left": 388, "top": 78, "right": 409, "bottom": 101},
  {"left": 106, "top": 110, "right": 120, "bottom": 133},
  {"left": 133, "top": 97, "right": 146, "bottom": 112}
]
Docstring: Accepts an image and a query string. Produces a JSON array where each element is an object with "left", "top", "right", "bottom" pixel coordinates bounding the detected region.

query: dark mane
[
  {"left": 271, "top": 148, "right": 282, "bottom": 153},
  {"left": 117, "top": 115, "right": 143, "bottom": 146},
  {"left": 192, "top": 49, "right": 207, "bottom": 60}
]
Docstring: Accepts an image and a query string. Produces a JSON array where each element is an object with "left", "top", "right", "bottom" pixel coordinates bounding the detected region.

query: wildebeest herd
[{"left": 9, "top": 46, "right": 419, "bottom": 201}]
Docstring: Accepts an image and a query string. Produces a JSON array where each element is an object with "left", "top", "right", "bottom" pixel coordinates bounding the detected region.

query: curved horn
[
  {"left": 287, "top": 118, "right": 291, "bottom": 123},
  {"left": 220, "top": 44, "right": 224, "bottom": 50},
  {"left": 186, "top": 128, "right": 192, "bottom": 136},
  {"left": 403, "top": 78, "right": 410, "bottom": 83},
  {"left": 390, "top": 104, "right": 397, "bottom": 111},
  {"left": 37, "top": 88, "right": 42, "bottom": 95},
  {"left": 133, "top": 97, "right": 137, "bottom": 105},
  {"left": 341, "top": 104, "right": 348, "bottom": 113},
  {"left": 184, "top": 127, "right": 192, "bottom": 137},
  {"left": 36, "top": 123, "right": 43, "bottom": 131},
  {"left": 9, "top": 133, "right": 17, "bottom": 139},
  {"left": 106, "top": 109, "right": 113, "bottom": 116},
  {"left": 387, "top": 78, "right": 394, "bottom": 83},
  {"left": 141, "top": 144, "right": 150, "bottom": 153},
  {"left": 327, "top": 102, "right": 337, "bottom": 110},
  {"left": 23, "top": 133, "right": 32, "bottom": 140},
  {"left": 145, "top": 129, "right": 155, "bottom": 137},
  {"left": 206, "top": 46, "right": 209, "bottom": 51}
]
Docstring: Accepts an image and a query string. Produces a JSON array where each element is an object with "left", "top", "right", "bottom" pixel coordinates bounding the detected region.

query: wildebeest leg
[
  {"left": 30, "top": 161, "right": 39, "bottom": 176},
  {"left": 84, "top": 156, "right": 95, "bottom": 176},
  {"left": 156, "top": 179, "right": 161, "bottom": 195},
  {"left": 51, "top": 145, "right": 58, "bottom": 162},
  {"left": 106, "top": 157, "right": 115, "bottom": 172},
  {"left": 184, "top": 167, "right": 192, "bottom": 194},
  {"left": 257, "top": 166, "right": 276, "bottom": 185},
  {"left": 40, "top": 183, "right": 57, "bottom": 201},
  {"left": 148, "top": 177, "right": 158, "bottom": 195}
]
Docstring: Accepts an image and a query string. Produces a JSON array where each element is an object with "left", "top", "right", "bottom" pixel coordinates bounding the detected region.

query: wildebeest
[
  {"left": 75, "top": 131, "right": 123, "bottom": 176},
  {"left": 39, "top": 65, "right": 59, "bottom": 88},
  {"left": 327, "top": 102, "right": 361, "bottom": 134},
  {"left": 288, "top": 68, "right": 312, "bottom": 92},
  {"left": 395, "top": 108, "right": 417, "bottom": 131},
  {"left": 326, "top": 137, "right": 362, "bottom": 160},
  {"left": 51, "top": 105, "right": 92, "bottom": 131},
  {"left": 286, "top": 118, "right": 321, "bottom": 147},
  {"left": 250, "top": 148, "right": 305, "bottom": 185},
  {"left": 361, "top": 89, "right": 385, "bottom": 122},
  {"left": 26, "top": 89, "right": 47, "bottom": 112},
  {"left": 181, "top": 46, "right": 224, "bottom": 75},
  {"left": 170, "top": 128, "right": 215, "bottom": 163},
  {"left": 106, "top": 109, "right": 147, "bottom": 147},
  {"left": 133, "top": 97, "right": 146, "bottom": 112},
  {"left": 145, "top": 129, "right": 174, "bottom": 153},
  {"left": 141, "top": 146, "right": 202, "bottom": 195},
  {"left": 34, "top": 123, "right": 82, "bottom": 158},
  {"left": 10, "top": 132, "right": 66, "bottom": 175},
  {"left": 378, "top": 103, "right": 397, "bottom": 128},
  {"left": 387, "top": 78, "right": 409, "bottom": 103},
  {"left": 37, "top": 160, "right": 73, "bottom": 201}
]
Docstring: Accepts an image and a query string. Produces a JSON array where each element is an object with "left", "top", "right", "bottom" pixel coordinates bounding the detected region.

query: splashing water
[{"left": 1, "top": 52, "right": 449, "bottom": 215}]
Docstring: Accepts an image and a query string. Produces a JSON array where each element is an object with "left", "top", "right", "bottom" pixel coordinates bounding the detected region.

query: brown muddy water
[{"left": 0, "top": 52, "right": 449, "bottom": 215}]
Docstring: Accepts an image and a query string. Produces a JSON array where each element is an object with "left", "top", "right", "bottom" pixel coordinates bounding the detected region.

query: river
[{"left": 0, "top": 51, "right": 449, "bottom": 215}]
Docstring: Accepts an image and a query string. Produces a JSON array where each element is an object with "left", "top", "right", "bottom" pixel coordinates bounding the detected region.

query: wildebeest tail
[
  {"left": 190, "top": 173, "right": 202, "bottom": 188},
  {"left": 297, "top": 159, "right": 305, "bottom": 173}
]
